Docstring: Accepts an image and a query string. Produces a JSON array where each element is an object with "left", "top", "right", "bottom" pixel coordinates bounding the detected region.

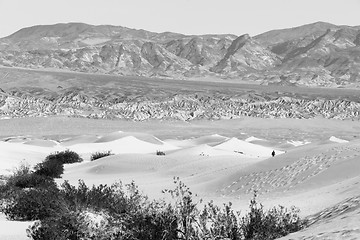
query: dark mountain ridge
[{"left": 1, "top": 21, "right": 360, "bottom": 88}]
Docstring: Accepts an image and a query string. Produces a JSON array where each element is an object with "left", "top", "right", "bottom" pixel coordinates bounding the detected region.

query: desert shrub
[
  {"left": 6, "top": 163, "right": 54, "bottom": 189},
  {"left": 240, "top": 192, "right": 306, "bottom": 240},
  {"left": 27, "top": 209, "right": 118, "bottom": 240},
  {"left": 7, "top": 177, "right": 306, "bottom": 240},
  {"left": 27, "top": 212, "right": 81, "bottom": 240},
  {"left": 156, "top": 150, "right": 166, "bottom": 156},
  {"left": 45, "top": 149, "right": 83, "bottom": 164},
  {"left": 59, "top": 180, "right": 129, "bottom": 214},
  {"left": 199, "top": 201, "right": 241, "bottom": 239},
  {"left": 121, "top": 203, "right": 178, "bottom": 240},
  {"left": 1, "top": 185, "right": 62, "bottom": 221},
  {"left": 163, "top": 177, "right": 201, "bottom": 239},
  {"left": 8, "top": 172, "right": 56, "bottom": 189},
  {"left": 163, "top": 180, "right": 306, "bottom": 240},
  {"left": 90, "top": 150, "right": 114, "bottom": 161},
  {"left": 0, "top": 160, "right": 62, "bottom": 221},
  {"left": 34, "top": 158, "right": 64, "bottom": 178},
  {"left": 27, "top": 180, "right": 179, "bottom": 240},
  {"left": 33, "top": 150, "right": 82, "bottom": 178},
  {"left": 0, "top": 163, "right": 56, "bottom": 202},
  {"left": 27, "top": 210, "right": 118, "bottom": 240},
  {"left": 0, "top": 163, "right": 32, "bottom": 196},
  {"left": 75, "top": 209, "right": 119, "bottom": 240},
  {"left": 11, "top": 162, "right": 32, "bottom": 176}
]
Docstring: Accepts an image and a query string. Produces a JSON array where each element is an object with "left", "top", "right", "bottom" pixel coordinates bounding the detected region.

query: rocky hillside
[
  {"left": 1, "top": 22, "right": 360, "bottom": 87},
  {"left": 1, "top": 85, "right": 359, "bottom": 121},
  {"left": 1, "top": 68, "right": 359, "bottom": 121}
]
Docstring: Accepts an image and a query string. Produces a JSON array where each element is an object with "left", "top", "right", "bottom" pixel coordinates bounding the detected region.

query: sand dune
[
  {"left": 1, "top": 125, "right": 360, "bottom": 239},
  {"left": 65, "top": 154, "right": 164, "bottom": 175},
  {"left": 245, "top": 136, "right": 266, "bottom": 142},
  {"left": 164, "top": 134, "right": 229, "bottom": 147},
  {"left": 287, "top": 140, "right": 311, "bottom": 147},
  {"left": 215, "top": 140, "right": 360, "bottom": 213},
  {"left": 23, "top": 139, "right": 59, "bottom": 147},
  {"left": 60, "top": 135, "right": 100, "bottom": 146},
  {"left": 67, "top": 135, "right": 179, "bottom": 156},
  {"left": 213, "top": 137, "right": 281, "bottom": 158},
  {"left": 329, "top": 136, "right": 349, "bottom": 143},
  {"left": 61, "top": 151, "right": 262, "bottom": 200},
  {"left": 168, "top": 144, "right": 239, "bottom": 157},
  {"left": 0, "top": 141, "right": 54, "bottom": 175},
  {"left": 1, "top": 136, "right": 31, "bottom": 143},
  {"left": 95, "top": 131, "right": 164, "bottom": 145}
]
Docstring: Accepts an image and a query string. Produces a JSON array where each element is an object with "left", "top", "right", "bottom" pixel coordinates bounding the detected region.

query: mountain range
[{"left": 1, "top": 21, "right": 360, "bottom": 87}]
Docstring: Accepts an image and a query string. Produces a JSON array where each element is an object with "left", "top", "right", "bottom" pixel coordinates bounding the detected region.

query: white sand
[
  {"left": 95, "top": 131, "right": 164, "bottom": 145},
  {"left": 245, "top": 136, "right": 266, "bottom": 142},
  {"left": 287, "top": 140, "right": 311, "bottom": 146},
  {"left": 0, "top": 141, "right": 53, "bottom": 175},
  {"left": 329, "top": 136, "right": 349, "bottom": 143},
  {"left": 213, "top": 137, "right": 281, "bottom": 157},
  {"left": 67, "top": 135, "right": 179, "bottom": 156},
  {"left": 0, "top": 214, "right": 33, "bottom": 240},
  {"left": 164, "top": 134, "right": 229, "bottom": 147},
  {"left": 1, "top": 121, "right": 360, "bottom": 239}
]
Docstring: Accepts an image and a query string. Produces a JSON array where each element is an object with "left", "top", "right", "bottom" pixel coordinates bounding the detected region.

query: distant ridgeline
[{"left": 0, "top": 22, "right": 360, "bottom": 87}]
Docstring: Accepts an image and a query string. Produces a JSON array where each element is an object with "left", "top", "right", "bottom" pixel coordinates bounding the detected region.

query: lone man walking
[{"left": 271, "top": 150, "right": 275, "bottom": 157}]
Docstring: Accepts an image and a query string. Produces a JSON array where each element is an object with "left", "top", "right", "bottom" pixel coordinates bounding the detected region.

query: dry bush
[
  {"left": 0, "top": 159, "right": 306, "bottom": 240},
  {"left": 90, "top": 151, "right": 114, "bottom": 161}
]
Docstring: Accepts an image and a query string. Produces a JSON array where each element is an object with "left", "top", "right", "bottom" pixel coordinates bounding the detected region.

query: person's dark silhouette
[{"left": 271, "top": 150, "right": 275, "bottom": 157}]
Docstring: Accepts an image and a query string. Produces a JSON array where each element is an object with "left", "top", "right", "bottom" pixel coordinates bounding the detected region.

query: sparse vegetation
[
  {"left": 34, "top": 158, "right": 64, "bottom": 178},
  {"left": 156, "top": 150, "right": 166, "bottom": 156},
  {"left": 0, "top": 152, "right": 307, "bottom": 240},
  {"left": 90, "top": 150, "right": 114, "bottom": 161},
  {"left": 4, "top": 163, "right": 54, "bottom": 189},
  {"left": 44, "top": 149, "right": 83, "bottom": 164},
  {"left": 34, "top": 150, "right": 82, "bottom": 178},
  {"left": 1, "top": 185, "right": 62, "bottom": 221},
  {"left": 7, "top": 172, "right": 55, "bottom": 190},
  {"left": 240, "top": 191, "right": 305, "bottom": 239}
]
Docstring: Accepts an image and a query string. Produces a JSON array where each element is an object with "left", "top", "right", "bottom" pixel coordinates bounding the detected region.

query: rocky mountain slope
[{"left": 1, "top": 22, "right": 360, "bottom": 87}]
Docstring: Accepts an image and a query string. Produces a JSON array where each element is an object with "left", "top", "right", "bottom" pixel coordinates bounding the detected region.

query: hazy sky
[{"left": 0, "top": 0, "right": 359, "bottom": 38}]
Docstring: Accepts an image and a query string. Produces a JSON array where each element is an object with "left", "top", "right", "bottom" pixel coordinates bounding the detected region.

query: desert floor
[{"left": 0, "top": 116, "right": 360, "bottom": 239}]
